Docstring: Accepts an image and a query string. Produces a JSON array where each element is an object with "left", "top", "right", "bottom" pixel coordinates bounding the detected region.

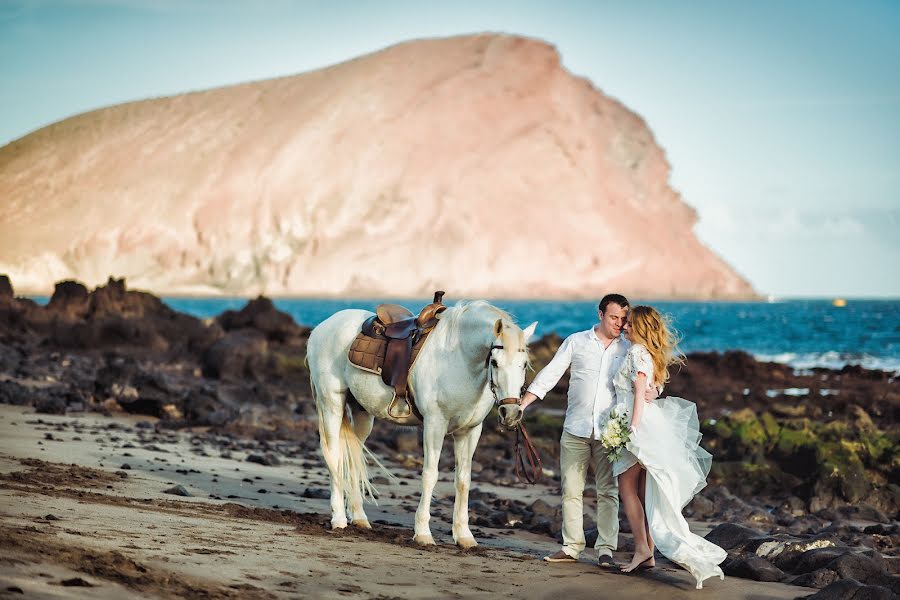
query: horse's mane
[{"left": 436, "top": 301, "right": 526, "bottom": 354}]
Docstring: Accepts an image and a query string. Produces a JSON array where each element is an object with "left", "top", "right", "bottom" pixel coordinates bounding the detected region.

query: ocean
[{"left": 155, "top": 297, "right": 900, "bottom": 375}]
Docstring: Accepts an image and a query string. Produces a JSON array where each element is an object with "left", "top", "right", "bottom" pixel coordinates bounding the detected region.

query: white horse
[{"left": 306, "top": 301, "right": 537, "bottom": 548}]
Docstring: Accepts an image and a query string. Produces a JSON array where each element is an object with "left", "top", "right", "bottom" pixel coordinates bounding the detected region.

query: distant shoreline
[{"left": 15, "top": 288, "right": 900, "bottom": 375}]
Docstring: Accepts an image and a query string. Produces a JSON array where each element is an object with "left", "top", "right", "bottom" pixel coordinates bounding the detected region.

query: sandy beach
[{"left": 0, "top": 404, "right": 813, "bottom": 599}]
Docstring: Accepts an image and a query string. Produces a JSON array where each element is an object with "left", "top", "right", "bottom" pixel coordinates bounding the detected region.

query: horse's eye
[{"left": 491, "top": 359, "right": 498, "bottom": 368}]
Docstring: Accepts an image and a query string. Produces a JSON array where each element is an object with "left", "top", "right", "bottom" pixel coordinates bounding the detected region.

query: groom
[{"left": 520, "top": 293, "right": 646, "bottom": 568}]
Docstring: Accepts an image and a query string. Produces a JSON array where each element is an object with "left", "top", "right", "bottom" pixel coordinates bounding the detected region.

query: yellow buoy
[{"left": 832, "top": 298, "right": 847, "bottom": 307}]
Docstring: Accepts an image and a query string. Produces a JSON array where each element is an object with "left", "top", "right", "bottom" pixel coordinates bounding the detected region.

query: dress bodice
[{"left": 613, "top": 344, "right": 655, "bottom": 414}]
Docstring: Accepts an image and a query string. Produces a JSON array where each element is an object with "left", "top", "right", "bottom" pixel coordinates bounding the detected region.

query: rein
[
  {"left": 513, "top": 421, "right": 543, "bottom": 484},
  {"left": 485, "top": 344, "right": 543, "bottom": 484}
]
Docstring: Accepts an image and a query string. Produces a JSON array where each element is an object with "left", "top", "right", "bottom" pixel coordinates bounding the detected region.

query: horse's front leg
[
  {"left": 451, "top": 423, "right": 483, "bottom": 548},
  {"left": 413, "top": 416, "right": 448, "bottom": 545}
]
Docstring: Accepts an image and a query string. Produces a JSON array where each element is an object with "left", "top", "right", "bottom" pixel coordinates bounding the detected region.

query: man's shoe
[
  {"left": 597, "top": 554, "right": 619, "bottom": 569},
  {"left": 543, "top": 550, "right": 577, "bottom": 563}
]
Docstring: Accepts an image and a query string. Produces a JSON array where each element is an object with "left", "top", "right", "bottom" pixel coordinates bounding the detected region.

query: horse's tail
[{"left": 311, "top": 382, "right": 390, "bottom": 505}]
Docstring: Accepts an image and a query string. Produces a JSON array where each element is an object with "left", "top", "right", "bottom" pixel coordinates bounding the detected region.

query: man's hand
[
  {"left": 643, "top": 384, "right": 660, "bottom": 403},
  {"left": 520, "top": 391, "right": 539, "bottom": 411}
]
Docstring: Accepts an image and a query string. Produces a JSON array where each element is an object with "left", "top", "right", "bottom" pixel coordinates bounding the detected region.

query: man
[{"left": 520, "top": 293, "right": 650, "bottom": 568}]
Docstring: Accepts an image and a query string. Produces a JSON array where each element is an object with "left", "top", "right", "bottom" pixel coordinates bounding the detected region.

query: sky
[{"left": 1, "top": 0, "right": 898, "bottom": 297}]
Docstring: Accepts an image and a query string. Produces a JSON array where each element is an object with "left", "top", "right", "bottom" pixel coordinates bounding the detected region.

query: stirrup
[{"left": 388, "top": 393, "right": 413, "bottom": 419}]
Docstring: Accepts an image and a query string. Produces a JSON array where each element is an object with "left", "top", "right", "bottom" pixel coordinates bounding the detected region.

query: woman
[{"left": 613, "top": 305, "right": 726, "bottom": 589}]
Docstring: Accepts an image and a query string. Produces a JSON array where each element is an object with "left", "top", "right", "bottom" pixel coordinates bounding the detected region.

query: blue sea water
[{"left": 157, "top": 297, "right": 900, "bottom": 374}]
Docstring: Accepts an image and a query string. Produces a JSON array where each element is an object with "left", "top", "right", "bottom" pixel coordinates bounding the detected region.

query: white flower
[{"left": 599, "top": 409, "right": 632, "bottom": 463}]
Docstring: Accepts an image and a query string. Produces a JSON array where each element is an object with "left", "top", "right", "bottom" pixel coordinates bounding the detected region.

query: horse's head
[{"left": 487, "top": 318, "right": 538, "bottom": 429}]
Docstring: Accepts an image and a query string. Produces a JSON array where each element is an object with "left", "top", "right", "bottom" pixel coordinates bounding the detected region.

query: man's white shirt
[{"left": 527, "top": 328, "right": 631, "bottom": 440}]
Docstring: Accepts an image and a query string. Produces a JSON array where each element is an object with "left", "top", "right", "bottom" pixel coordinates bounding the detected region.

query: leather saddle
[{"left": 348, "top": 291, "right": 447, "bottom": 419}]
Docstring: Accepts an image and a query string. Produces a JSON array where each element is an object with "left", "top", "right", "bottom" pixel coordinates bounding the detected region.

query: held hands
[{"left": 643, "top": 385, "right": 660, "bottom": 403}]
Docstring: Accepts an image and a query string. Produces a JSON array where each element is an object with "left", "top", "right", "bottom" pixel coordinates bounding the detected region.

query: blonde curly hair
[{"left": 628, "top": 305, "right": 685, "bottom": 387}]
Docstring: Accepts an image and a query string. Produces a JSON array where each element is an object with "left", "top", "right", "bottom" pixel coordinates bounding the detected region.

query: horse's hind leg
[
  {"left": 347, "top": 404, "right": 374, "bottom": 529},
  {"left": 451, "top": 423, "right": 483, "bottom": 548},
  {"left": 317, "top": 390, "right": 350, "bottom": 529}
]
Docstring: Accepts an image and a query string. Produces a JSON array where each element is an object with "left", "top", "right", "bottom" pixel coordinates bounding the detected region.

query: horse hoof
[
  {"left": 457, "top": 536, "right": 478, "bottom": 549},
  {"left": 413, "top": 534, "right": 436, "bottom": 546},
  {"left": 351, "top": 519, "right": 372, "bottom": 529},
  {"left": 331, "top": 520, "right": 348, "bottom": 530}
]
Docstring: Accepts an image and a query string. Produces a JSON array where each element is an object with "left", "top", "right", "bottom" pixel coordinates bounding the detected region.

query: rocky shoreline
[{"left": 1, "top": 275, "right": 897, "bottom": 599}]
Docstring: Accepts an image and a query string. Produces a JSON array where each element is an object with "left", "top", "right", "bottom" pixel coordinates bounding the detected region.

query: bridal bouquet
[{"left": 599, "top": 405, "right": 631, "bottom": 463}]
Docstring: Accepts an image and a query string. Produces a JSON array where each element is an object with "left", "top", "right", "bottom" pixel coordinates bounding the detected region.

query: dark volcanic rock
[
  {"left": 801, "top": 578, "right": 893, "bottom": 600},
  {"left": 246, "top": 453, "right": 281, "bottom": 466},
  {"left": 793, "top": 547, "right": 855, "bottom": 574},
  {"left": 723, "top": 555, "right": 785, "bottom": 582},
  {"left": 829, "top": 552, "right": 887, "bottom": 584},
  {"left": 789, "top": 568, "right": 840, "bottom": 589},
  {"left": 116, "top": 371, "right": 172, "bottom": 417},
  {"left": 301, "top": 488, "right": 329, "bottom": 499},
  {"left": 704, "top": 523, "right": 766, "bottom": 551},
  {"left": 0, "top": 275, "right": 14, "bottom": 299},
  {"left": 163, "top": 485, "right": 191, "bottom": 497},
  {"left": 216, "top": 296, "right": 309, "bottom": 343},
  {"left": 0, "top": 277, "right": 222, "bottom": 355},
  {"left": 202, "top": 330, "right": 269, "bottom": 380},
  {"left": 34, "top": 391, "right": 69, "bottom": 415},
  {"left": 47, "top": 280, "right": 90, "bottom": 320},
  {"left": 182, "top": 387, "right": 235, "bottom": 426},
  {"left": 0, "top": 380, "right": 31, "bottom": 405}
]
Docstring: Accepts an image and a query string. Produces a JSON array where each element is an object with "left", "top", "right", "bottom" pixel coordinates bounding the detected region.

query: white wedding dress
[{"left": 612, "top": 344, "right": 726, "bottom": 589}]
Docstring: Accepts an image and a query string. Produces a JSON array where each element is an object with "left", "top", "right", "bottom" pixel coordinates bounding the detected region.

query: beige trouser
[{"left": 559, "top": 430, "right": 619, "bottom": 559}]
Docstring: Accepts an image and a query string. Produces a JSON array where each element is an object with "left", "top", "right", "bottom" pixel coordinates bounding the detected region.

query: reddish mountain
[{"left": 0, "top": 34, "right": 754, "bottom": 299}]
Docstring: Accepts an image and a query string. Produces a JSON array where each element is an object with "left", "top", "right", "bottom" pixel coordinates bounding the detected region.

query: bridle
[
  {"left": 484, "top": 344, "right": 543, "bottom": 484},
  {"left": 484, "top": 344, "right": 527, "bottom": 406}
]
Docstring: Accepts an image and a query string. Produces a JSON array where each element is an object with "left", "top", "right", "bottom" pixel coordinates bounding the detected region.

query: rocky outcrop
[
  {"left": 0, "top": 34, "right": 754, "bottom": 300},
  {"left": 705, "top": 522, "right": 899, "bottom": 595}
]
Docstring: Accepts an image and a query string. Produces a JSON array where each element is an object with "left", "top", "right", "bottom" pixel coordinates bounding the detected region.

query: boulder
[
  {"left": 764, "top": 538, "right": 838, "bottom": 572},
  {"left": 704, "top": 523, "right": 766, "bottom": 551},
  {"left": 723, "top": 555, "right": 785, "bottom": 582},
  {"left": 828, "top": 552, "right": 887, "bottom": 584},
  {"left": 800, "top": 579, "right": 893, "bottom": 600},
  {"left": 792, "top": 547, "right": 855, "bottom": 574},
  {"left": 685, "top": 494, "right": 715, "bottom": 519},
  {"left": 788, "top": 568, "right": 839, "bottom": 589},
  {"left": 202, "top": 330, "right": 269, "bottom": 380}
]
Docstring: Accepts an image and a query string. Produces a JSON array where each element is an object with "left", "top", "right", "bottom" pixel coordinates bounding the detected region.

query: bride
[{"left": 613, "top": 305, "right": 726, "bottom": 589}]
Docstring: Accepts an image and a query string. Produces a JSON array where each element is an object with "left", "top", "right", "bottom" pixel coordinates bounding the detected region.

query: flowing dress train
[{"left": 612, "top": 344, "right": 726, "bottom": 589}]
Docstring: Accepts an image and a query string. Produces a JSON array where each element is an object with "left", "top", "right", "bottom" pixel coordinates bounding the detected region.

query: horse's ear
[
  {"left": 523, "top": 321, "right": 538, "bottom": 343},
  {"left": 494, "top": 318, "right": 503, "bottom": 337}
]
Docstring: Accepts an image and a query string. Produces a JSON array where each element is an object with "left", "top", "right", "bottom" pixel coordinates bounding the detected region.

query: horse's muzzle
[{"left": 497, "top": 398, "right": 523, "bottom": 429}]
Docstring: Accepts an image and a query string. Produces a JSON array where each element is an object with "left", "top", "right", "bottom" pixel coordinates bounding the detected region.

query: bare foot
[{"left": 621, "top": 548, "right": 653, "bottom": 573}]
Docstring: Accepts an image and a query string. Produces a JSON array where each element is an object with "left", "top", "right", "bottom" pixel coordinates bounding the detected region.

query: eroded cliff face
[{"left": 0, "top": 34, "right": 754, "bottom": 299}]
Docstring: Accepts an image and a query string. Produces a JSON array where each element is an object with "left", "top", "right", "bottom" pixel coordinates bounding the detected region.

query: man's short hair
[{"left": 599, "top": 293, "right": 629, "bottom": 313}]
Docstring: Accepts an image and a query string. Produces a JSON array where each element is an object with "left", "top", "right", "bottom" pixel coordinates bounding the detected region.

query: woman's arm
[{"left": 631, "top": 371, "right": 648, "bottom": 432}]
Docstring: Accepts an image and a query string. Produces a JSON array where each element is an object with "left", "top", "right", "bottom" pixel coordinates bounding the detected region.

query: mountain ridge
[{"left": 0, "top": 33, "right": 756, "bottom": 300}]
